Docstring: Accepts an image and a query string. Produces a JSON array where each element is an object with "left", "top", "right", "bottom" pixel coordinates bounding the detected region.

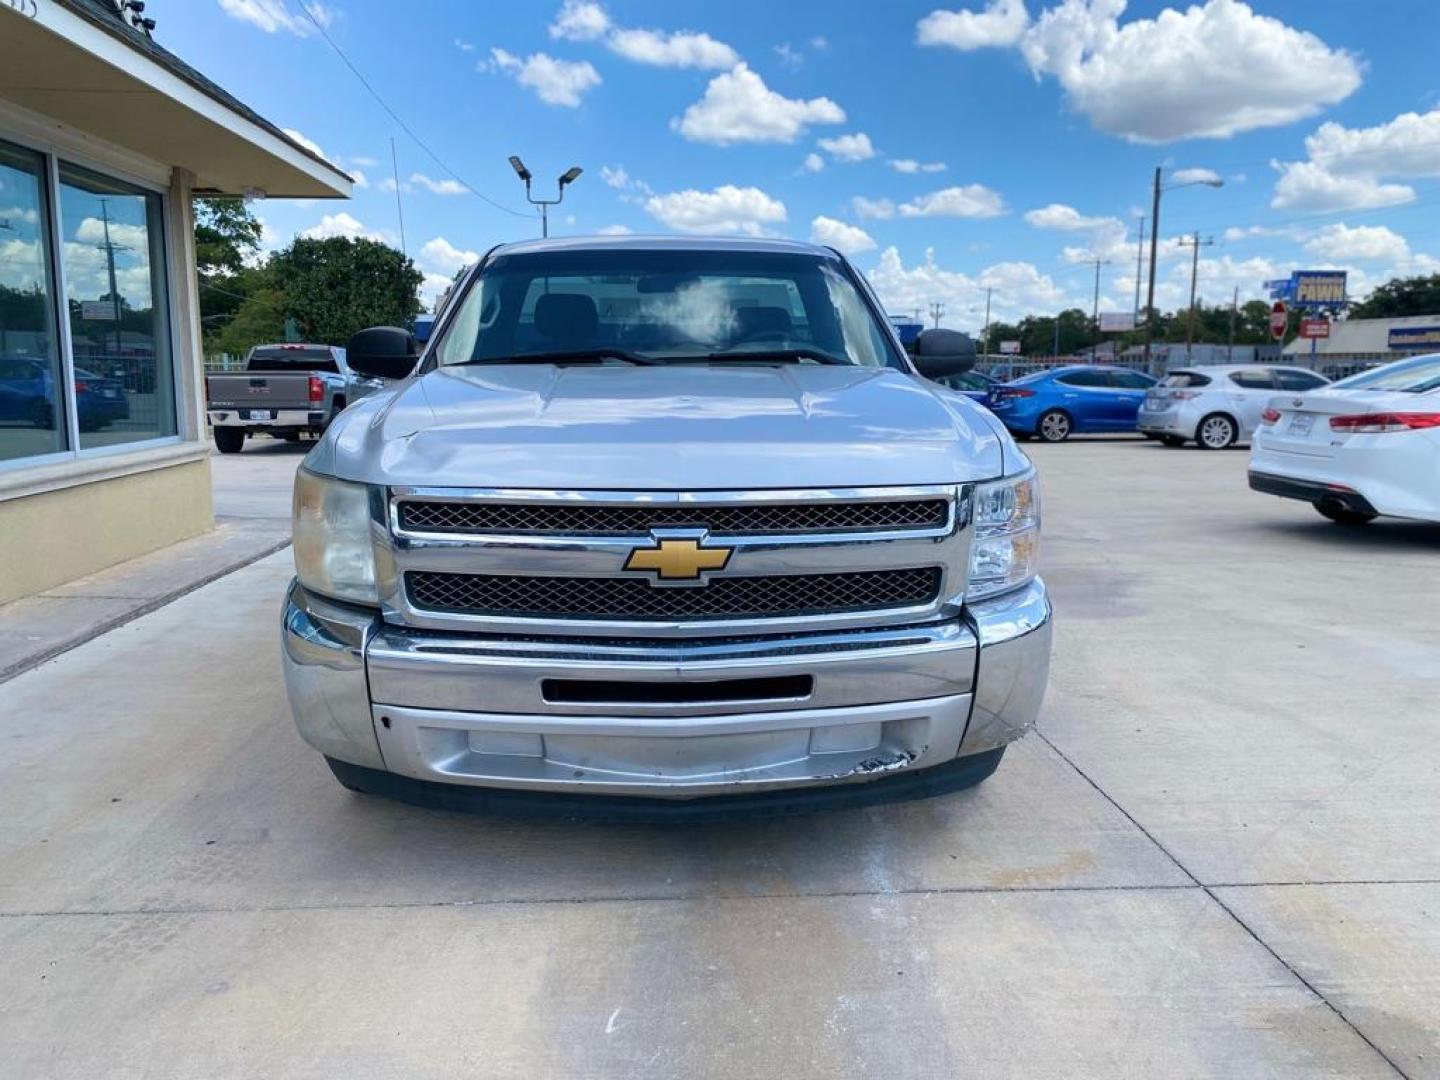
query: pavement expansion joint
[{"left": 1034, "top": 727, "right": 1414, "bottom": 1080}]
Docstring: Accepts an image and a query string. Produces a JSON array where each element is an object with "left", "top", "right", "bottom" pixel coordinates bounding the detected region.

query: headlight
[
  {"left": 967, "top": 469, "right": 1040, "bottom": 600},
  {"left": 293, "top": 468, "right": 379, "bottom": 604}
]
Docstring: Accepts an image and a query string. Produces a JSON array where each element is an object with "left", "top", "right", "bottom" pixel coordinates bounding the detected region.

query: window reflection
[
  {"left": 0, "top": 139, "right": 66, "bottom": 461},
  {"left": 57, "top": 164, "right": 174, "bottom": 449}
]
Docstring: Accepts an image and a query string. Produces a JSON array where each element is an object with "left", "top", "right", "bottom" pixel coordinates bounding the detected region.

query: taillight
[
  {"left": 74, "top": 380, "right": 90, "bottom": 393},
  {"left": 1329, "top": 412, "right": 1440, "bottom": 433},
  {"left": 998, "top": 388, "right": 1036, "bottom": 399},
  {"left": 308, "top": 375, "right": 325, "bottom": 402},
  {"left": 1260, "top": 407, "right": 1281, "bottom": 425}
]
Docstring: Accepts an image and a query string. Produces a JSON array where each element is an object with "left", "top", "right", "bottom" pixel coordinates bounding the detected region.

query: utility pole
[
  {"left": 1142, "top": 167, "right": 1162, "bottom": 374},
  {"left": 981, "top": 287, "right": 992, "bottom": 359},
  {"left": 1227, "top": 286, "right": 1238, "bottom": 362},
  {"left": 928, "top": 301, "right": 945, "bottom": 329},
  {"left": 97, "top": 198, "right": 129, "bottom": 357},
  {"left": 1052, "top": 316, "right": 1060, "bottom": 359},
  {"left": 1089, "top": 258, "right": 1111, "bottom": 334},
  {"left": 1178, "top": 231, "right": 1214, "bottom": 364},
  {"left": 1133, "top": 214, "right": 1146, "bottom": 322},
  {"left": 389, "top": 137, "right": 407, "bottom": 256}
]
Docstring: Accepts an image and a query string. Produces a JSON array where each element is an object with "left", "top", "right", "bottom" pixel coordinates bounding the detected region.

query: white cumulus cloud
[
  {"left": 1170, "top": 167, "right": 1222, "bottom": 186},
  {"left": 300, "top": 213, "right": 388, "bottom": 243},
  {"left": 866, "top": 246, "right": 1071, "bottom": 324},
  {"left": 1023, "top": 203, "right": 1117, "bottom": 231},
  {"left": 818, "top": 132, "right": 877, "bottom": 162},
  {"left": 935, "top": 0, "right": 1361, "bottom": 143},
  {"left": 218, "top": 0, "right": 332, "bottom": 36},
  {"left": 1303, "top": 223, "right": 1410, "bottom": 264},
  {"left": 644, "top": 185, "right": 787, "bottom": 235},
  {"left": 409, "top": 172, "right": 468, "bottom": 196},
  {"left": 1271, "top": 107, "right": 1440, "bottom": 212},
  {"left": 802, "top": 152, "right": 825, "bottom": 173},
  {"left": 419, "top": 237, "right": 480, "bottom": 276},
  {"left": 810, "top": 216, "right": 876, "bottom": 254},
  {"left": 673, "top": 64, "right": 845, "bottom": 145},
  {"left": 899, "top": 184, "right": 1006, "bottom": 218},
  {"left": 550, "top": 1, "right": 737, "bottom": 68},
  {"left": 917, "top": 0, "right": 1030, "bottom": 50},
  {"left": 888, "top": 159, "right": 947, "bottom": 173},
  {"left": 489, "top": 49, "right": 601, "bottom": 108}
]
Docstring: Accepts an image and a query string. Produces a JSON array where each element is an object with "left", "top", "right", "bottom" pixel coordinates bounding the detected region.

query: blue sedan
[{"left": 986, "top": 365, "right": 1156, "bottom": 442}]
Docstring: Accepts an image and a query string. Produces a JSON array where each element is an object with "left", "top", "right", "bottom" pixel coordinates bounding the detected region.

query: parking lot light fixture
[{"left": 508, "top": 157, "right": 583, "bottom": 239}]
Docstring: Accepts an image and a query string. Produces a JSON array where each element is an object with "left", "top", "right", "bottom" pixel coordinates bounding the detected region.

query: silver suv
[{"left": 1138, "top": 364, "right": 1330, "bottom": 449}]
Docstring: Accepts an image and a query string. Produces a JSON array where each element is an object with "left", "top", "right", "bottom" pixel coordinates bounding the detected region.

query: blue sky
[{"left": 160, "top": 0, "right": 1440, "bottom": 330}]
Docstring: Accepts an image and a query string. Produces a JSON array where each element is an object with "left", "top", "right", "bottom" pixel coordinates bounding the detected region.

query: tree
[
  {"left": 1350, "top": 274, "right": 1440, "bottom": 319},
  {"left": 193, "top": 197, "right": 262, "bottom": 277},
  {"left": 267, "top": 236, "right": 422, "bottom": 345},
  {"left": 193, "top": 197, "right": 264, "bottom": 352}
]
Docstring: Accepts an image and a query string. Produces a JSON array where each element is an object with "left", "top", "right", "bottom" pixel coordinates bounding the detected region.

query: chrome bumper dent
[{"left": 281, "top": 576, "right": 1052, "bottom": 798}]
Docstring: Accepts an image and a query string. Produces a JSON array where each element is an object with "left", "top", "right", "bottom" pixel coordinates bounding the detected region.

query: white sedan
[{"left": 1249, "top": 353, "right": 1440, "bottom": 525}]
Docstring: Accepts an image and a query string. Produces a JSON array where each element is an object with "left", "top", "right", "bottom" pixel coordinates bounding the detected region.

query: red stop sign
[{"left": 1270, "top": 301, "right": 1288, "bottom": 340}]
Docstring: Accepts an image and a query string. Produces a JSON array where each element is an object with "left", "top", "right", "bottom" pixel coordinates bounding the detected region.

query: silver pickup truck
[
  {"left": 282, "top": 236, "right": 1051, "bottom": 819},
  {"left": 206, "top": 343, "right": 379, "bottom": 453}
]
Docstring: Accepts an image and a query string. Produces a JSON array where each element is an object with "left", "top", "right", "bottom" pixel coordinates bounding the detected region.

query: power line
[{"left": 293, "top": 1, "right": 531, "bottom": 220}]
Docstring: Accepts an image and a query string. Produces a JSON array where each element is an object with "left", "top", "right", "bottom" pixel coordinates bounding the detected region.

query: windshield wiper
[
  {"left": 694, "top": 348, "right": 851, "bottom": 367},
  {"left": 455, "top": 349, "right": 664, "bottom": 367}
]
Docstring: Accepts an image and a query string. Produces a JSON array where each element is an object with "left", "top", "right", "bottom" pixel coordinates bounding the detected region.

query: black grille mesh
[
  {"left": 406, "top": 568, "right": 942, "bottom": 621},
  {"left": 398, "top": 499, "right": 948, "bottom": 536}
]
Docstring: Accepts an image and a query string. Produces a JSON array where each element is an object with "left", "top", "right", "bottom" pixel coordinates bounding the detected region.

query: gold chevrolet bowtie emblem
[{"left": 624, "top": 537, "right": 732, "bottom": 580}]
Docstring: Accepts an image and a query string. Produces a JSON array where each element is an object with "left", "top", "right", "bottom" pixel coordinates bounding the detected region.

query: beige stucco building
[{"left": 1, "top": 0, "right": 349, "bottom": 603}]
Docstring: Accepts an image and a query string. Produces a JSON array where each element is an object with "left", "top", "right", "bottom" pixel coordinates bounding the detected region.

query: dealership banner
[{"left": 1098, "top": 312, "right": 1135, "bottom": 332}]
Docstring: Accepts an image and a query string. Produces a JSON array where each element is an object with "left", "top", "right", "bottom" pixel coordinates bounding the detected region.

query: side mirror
[
  {"left": 911, "top": 328, "right": 976, "bottom": 379},
  {"left": 345, "top": 326, "right": 419, "bottom": 380}
]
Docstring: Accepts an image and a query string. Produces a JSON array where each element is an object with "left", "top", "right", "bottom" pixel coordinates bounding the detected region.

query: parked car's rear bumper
[
  {"left": 1136, "top": 404, "right": 1193, "bottom": 436},
  {"left": 209, "top": 408, "right": 323, "bottom": 429},
  {"left": 281, "top": 577, "right": 1052, "bottom": 804}
]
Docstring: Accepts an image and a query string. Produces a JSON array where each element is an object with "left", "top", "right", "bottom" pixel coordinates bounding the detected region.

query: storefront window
[
  {"left": 0, "top": 140, "right": 66, "bottom": 462},
  {"left": 57, "top": 163, "right": 174, "bottom": 450}
]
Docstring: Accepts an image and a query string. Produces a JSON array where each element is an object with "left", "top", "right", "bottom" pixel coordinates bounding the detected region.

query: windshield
[
  {"left": 433, "top": 249, "right": 904, "bottom": 370},
  {"left": 1331, "top": 354, "right": 1440, "bottom": 394}
]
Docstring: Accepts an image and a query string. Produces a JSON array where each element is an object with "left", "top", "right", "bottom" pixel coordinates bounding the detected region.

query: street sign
[
  {"left": 1299, "top": 318, "right": 1330, "bottom": 340},
  {"left": 1098, "top": 312, "right": 1135, "bottom": 332},
  {"left": 1270, "top": 301, "right": 1288, "bottom": 341},
  {"left": 999, "top": 340, "right": 1021, "bottom": 355}
]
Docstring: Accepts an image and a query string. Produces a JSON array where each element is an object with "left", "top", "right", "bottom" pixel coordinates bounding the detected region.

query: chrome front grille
[
  {"left": 406, "top": 568, "right": 942, "bottom": 621},
  {"left": 380, "top": 484, "right": 969, "bottom": 637},
  {"left": 397, "top": 498, "right": 949, "bottom": 536}
]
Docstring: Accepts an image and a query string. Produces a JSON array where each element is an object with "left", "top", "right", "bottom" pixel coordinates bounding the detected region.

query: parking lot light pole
[
  {"left": 1142, "top": 169, "right": 1223, "bottom": 374},
  {"left": 509, "top": 157, "right": 583, "bottom": 238}
]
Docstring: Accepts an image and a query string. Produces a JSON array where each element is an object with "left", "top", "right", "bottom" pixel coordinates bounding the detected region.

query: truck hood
[{"left": 321, "top": 363, "right": 1006, "bottom": 489}]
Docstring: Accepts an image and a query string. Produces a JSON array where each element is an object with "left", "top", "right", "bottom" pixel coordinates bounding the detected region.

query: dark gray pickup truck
[{"left": 205, "top": 343, "right": 379, "bottom": 453}]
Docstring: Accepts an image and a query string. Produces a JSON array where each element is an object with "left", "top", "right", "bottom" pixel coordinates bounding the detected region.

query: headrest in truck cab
[
  {"left": 734, "top": 305, "right": 792, "bottom": 339},
  {"left": 534, "top": 293, "right": 599, "bottom": 341}
]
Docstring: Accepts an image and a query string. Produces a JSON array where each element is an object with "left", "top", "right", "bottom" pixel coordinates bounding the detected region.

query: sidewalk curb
[{"left": 0, "top": 538, "right": 292, "bottom": 687}]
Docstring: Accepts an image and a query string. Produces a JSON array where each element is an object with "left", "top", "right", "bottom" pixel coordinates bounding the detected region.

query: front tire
[
  {"left": 1196, "top": 413, "right": 1236, "bottom": 450},
  {"left": 1315, "top": 502, "right": 1376, "bottom": 526},
  {"left": 1037, "top": 409, "right": 1072, "bottom": 443},
  {"left": 213, "top": 427, "right": 246, "bottom": 454}
]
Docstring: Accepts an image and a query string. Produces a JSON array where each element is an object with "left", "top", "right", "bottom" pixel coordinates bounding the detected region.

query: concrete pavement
[
  {"left": 0, "top": 436, "right": 302, "bottom": 683},
  {"left": 0, "top": 437, "right": 1435, "bottom": 1077}
]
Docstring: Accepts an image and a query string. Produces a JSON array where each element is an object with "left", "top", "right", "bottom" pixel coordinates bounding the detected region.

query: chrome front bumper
[{"left": 281, "top": 577, "right": 1051, "bottom": 800}]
